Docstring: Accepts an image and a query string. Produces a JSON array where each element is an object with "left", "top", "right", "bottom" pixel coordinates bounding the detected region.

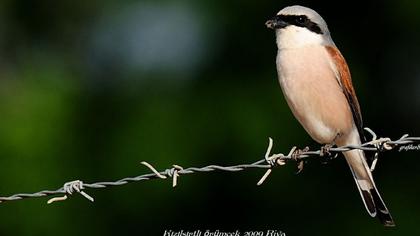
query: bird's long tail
[{"left": 339, "top": 132, "right": 395, "bottom": 226}]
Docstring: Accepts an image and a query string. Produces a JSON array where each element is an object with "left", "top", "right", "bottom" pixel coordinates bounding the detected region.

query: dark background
[{"left": 0, "top": 0, "right": 419, "bottom": 235}]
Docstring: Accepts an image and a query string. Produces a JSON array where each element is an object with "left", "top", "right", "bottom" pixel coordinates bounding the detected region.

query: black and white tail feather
[{"left": 343, "top": 132, "right": 395, "bottom": 227}]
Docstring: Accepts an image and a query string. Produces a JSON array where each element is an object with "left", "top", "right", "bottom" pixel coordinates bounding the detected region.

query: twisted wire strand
[{"left": 0, "top": 130, "right": 418, "bottom": 204}]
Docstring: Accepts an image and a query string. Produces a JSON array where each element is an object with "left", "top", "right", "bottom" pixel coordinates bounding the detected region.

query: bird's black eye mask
[{"left": 273, "top": 14, "right": 323, "bottom": 34}]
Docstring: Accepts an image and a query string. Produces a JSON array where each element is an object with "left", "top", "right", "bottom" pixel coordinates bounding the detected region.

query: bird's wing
[
  {"left": 325, "top": 46, "right": 365, "bottom": 142},
  {"left": 326, "top": 46, "right": 395, "bottom": 226}
]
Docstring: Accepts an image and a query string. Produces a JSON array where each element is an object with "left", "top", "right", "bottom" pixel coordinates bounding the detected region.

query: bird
[{"left": 265, "top": 5, "right": 395, "bottom": 226}]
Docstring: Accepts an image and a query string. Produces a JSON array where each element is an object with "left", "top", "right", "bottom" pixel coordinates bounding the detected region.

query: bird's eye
[{"left": 296, "top": 16, "right": 306, "bottom": 24}]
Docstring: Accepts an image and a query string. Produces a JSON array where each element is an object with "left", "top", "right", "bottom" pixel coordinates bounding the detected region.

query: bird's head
[{"left": 266, "top": 5, "right": 334, "bottom": 49}]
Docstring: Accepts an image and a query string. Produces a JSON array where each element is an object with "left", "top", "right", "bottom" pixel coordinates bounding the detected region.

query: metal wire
[{"left": 0, "top": 128, "right": 419, "bottom": 204}]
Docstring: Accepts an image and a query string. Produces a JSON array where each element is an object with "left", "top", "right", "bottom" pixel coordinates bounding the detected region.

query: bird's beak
[{"left": 265, "top": 16, "right": 288, "bottom": 29}]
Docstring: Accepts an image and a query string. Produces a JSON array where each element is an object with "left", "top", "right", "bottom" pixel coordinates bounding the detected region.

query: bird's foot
[
  {"left": 320, "top": 143, "right": 334, "bottom": 157},
  {"left": 292, "top": 146, "right": 309, "bottom": 174},
  {"left": 291, "top": 146, "right": 309, "bottom": 160},
  {"left": 320, "top": 143, "right": 338, "bottom": 164}
]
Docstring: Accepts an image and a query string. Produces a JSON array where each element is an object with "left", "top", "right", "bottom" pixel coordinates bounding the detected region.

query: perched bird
[{"left": 266, "top": 5, "right": 395, "bottom": 226}]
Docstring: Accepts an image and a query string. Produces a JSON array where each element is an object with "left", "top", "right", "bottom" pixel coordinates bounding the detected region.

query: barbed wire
[{"left": 0, "top": 128, "right": 419, "bottom": 204}]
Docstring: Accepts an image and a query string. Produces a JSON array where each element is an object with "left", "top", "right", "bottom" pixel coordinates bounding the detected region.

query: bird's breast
[{"left": 276, "top": 46, "right": 354, "bottom": 144}]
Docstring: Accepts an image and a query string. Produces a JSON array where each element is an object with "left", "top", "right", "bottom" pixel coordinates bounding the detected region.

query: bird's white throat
[{"left": 276, "top": 25, "right": 326, "bottom": 50}]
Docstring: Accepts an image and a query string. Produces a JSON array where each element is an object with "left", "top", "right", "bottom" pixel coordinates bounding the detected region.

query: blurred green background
[{"left": 0, "top": 0, "right": 419, "bottom": 235}]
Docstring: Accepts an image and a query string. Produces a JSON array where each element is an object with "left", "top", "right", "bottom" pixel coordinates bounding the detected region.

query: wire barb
[
  {"left": 47, "top": 180, "right": 94, "bottom": 204},
  {"left": 0, "top": 129, "right": 419, "bottom": 204},
  {"left": 141, "top": 161, "right": 167, "bottom": 179},
  {"left": 364, "top": 128, "right": 393, "bottom": 171},
  {"left": 171, "top": 165, "right": 183, "bottom": 188},
  {"left": 257, "top": 138, "right": 290, "bottom": 186}
]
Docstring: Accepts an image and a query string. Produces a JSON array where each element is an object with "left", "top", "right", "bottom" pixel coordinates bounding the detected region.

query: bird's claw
[
  {"left": 320, "top": 143, "right": 334, "bottom": 157},
  {"left": 291, "top": 146, "right": 309, "bottom": 160},
  {"left": 292, "top": 147, "right": 309, "bottom": 174},
  {"left": 319, "top": 143, "right": 338, "bottom": 164},
  {"left": 296, "top": 160, "right": 305, "bottom": 174}
]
